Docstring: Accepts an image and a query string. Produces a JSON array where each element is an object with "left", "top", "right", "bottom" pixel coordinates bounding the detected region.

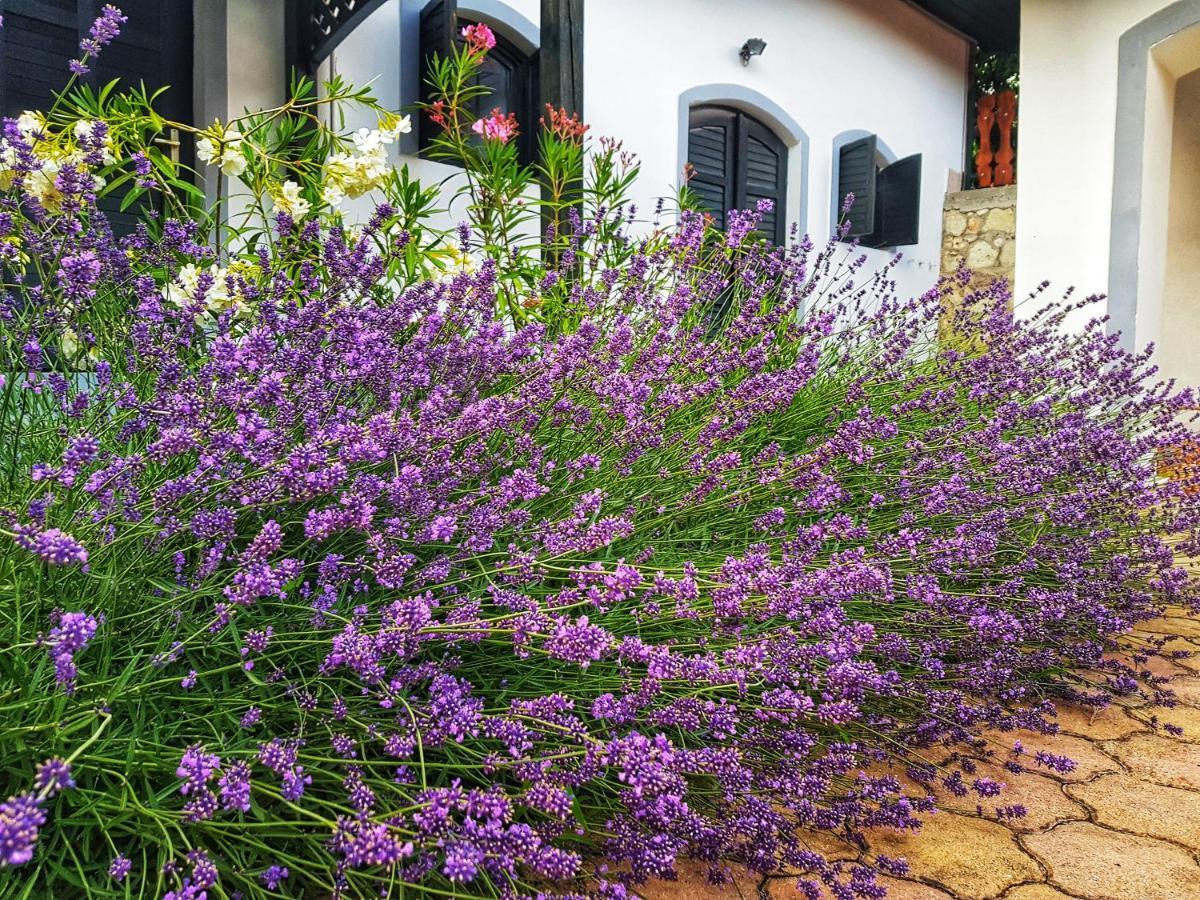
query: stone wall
[
  {"left": 940, "top": 185, "right": 1017, "bottom": 279},
  {"left": 939, "top": 185, "right": 1017, "bottom": 343}
]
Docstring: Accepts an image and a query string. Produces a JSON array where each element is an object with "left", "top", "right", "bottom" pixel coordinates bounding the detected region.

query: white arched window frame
[
  {"left": 401, "top": 0, "right": 539, "bottom": 156},
  {"left": 676, "top": 84, "right": 809, "bottom": 240}
]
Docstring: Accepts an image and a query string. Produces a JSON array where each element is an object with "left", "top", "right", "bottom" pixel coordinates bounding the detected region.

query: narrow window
[
  {"left": 836, "top": 135, "right": 922, "bottom": 247},
  {"left": 419, "top": 1, "right": 540, "bottom": 166},
  {"left": 686, "top": 105, "right": 787, "bottom": 244}
]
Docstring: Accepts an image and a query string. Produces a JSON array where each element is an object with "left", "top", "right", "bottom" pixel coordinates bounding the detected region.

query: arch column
[{"left": 1108, "top": 0, "right": 1200, "bottom": 350}]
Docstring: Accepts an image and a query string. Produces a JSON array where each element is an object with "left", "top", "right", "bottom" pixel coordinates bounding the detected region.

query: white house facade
[
  {"left": 2, "top": 0, "right": 1198, "bottom": 383},
  {"left": 1017, "top": 0, "right": 1200, "bottom": 391},
  {"left": 182, "top": 0, "right": 976, "bottom": 304}
]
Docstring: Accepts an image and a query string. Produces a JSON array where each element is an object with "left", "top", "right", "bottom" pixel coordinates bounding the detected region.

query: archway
[{"left": 1108, "top": 1, "right": 1200, "bottom": 365}]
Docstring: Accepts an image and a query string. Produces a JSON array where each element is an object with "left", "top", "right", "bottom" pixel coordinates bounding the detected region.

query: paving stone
[
  {"left": 1135, "top": 615, "right": 1200, "bottom": 640},
  {"left": 1101, "top": 650, "right": 1189, "bottom": 679},
  {"left": 939, "top": 761, "right": 1086, "bottom": 833},
  {"left": 1163, "top": 676, "right": 1200, "bottom": 706},
  {"left": 639, "top": 861, "right": 761, "bottom": 900},
  {"left": 1067, "top": 773, "right": 1200, "bottom": 850},
  {"left": 869, "top": 877, "right": 957, "bottom": 899},
  {"left": 1130, "top": 702, "right": 1200, "bottom": 741},
  {"left": 773, "top": 876, "right": 953, "bottom": 899},
  {"left": 1101, "top": 733, "right": 1200, "bottom": 789},
  {"left": 791, "top": 827, "right": 861, "bottom": 862},
  {"left": 1154, "top": 639, "right": 1200, "bottom": 673},
  {"left": 1050, "top": 701, "right": 1146, "bottom": 740},
  {"left": 865, "top": 811, "right": 1041, "bottom": 897},
  {"left": 1023, "top": 821, "right": 1200, "bottom": 900},
  {"left": 982, "top": 730, "right": 1121, "bottom": 782},
  {"left": 1001, "top": 885, "right": 1077, "bottom": 899}
]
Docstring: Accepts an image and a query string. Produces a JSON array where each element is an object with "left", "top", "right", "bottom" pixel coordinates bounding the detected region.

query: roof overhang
[{"left": 906, "top": 0, "right": 1020, "bottom": 53}]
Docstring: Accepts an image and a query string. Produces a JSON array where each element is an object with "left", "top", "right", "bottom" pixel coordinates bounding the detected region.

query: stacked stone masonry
[{"left": 940, "top": 185, "right": 1017, "bottom": 280}]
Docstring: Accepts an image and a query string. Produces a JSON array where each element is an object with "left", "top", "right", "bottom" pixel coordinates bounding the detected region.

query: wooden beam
[
  {"left": 540, "top": 0, "right": 583, "bottom": 117},
  {"left": 539, "top": 0, "right": 584, "bottom": 257}
]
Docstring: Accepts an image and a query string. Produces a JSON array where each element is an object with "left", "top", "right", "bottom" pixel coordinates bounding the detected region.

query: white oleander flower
[
  {"left": 72, "top": 119, "right": 117, "bottom": 165},
  {"left": 379, "top": 113, "right": 412, "bottom": 142},
  {"left": 271, "top": 180, "right": 311, "bottom": 219},
  {"left": 196, "top": 122, "right": 247, "bottom": 178},
  {"left": 16, "top": 111, "right": 44, "bottom": 138},
  {"left": 24, "top": 159, "right": 64, "bottom": 212},
  {"left": 165, "top": 263, "right": 243, "bottom": 316}
]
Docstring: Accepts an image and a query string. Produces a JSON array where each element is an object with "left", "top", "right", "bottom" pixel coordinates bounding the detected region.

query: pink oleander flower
[
  {"left": 471, "top": 108, "right": 518, "bottom": 144},
  {"left": 461, "top": 22, "right": 496, "bottom": 54}
]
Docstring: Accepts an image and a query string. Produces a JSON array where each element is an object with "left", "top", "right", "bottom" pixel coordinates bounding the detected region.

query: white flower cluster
[
  {"left": 164, "top": 263, "right": 246, "bottom": 318},
  {"left": 321, "top": 115, "right": 411, "bottom": 206},
  {"left": 271, "top": 180, "right": 311, "bottom": 220},
  {"left": 72, "top": 119, "right": 118, "bottom": 165},
  {"left": 0, "top": 112, "right": 44, "bottom": 191},
  {"left": 0, "top": 112, "right": 112, "bottom": 211},
  {"left": 196, "top": 121, "right": 246, "bottom": 177}
]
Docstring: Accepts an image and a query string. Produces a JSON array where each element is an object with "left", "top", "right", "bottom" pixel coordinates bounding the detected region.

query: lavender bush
[{"left": 1, "top": 9, "right": 1200, "bottom": 899}]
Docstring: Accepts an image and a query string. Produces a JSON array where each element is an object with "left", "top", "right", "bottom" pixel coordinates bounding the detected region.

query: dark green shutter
[
  {"left": 419, "top": 0, "right": 457, "bottom": 151},
  {"left": 837, "top": 134, "right": 877, "bottom": 240},
  {"left": 874, "top": 153, "right": 922, "bottom": 247},
  {"left": 686, "top": 106, "right": 736, "bottom": 231},
  {"left": 738, "top": 115, "right": 787, "bottom": 245}
]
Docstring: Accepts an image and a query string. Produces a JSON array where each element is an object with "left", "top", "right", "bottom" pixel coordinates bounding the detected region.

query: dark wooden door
[
  {"left": 0, "top": 1, "right": 192, "bottom": 122},
  {"left": 0, "top": 1, "right": 193, "bottom": 229}
]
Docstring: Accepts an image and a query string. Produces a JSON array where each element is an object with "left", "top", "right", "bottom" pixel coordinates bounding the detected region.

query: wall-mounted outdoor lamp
[{"left": 739, "top": 38, "right": 767, "bottom": 66}]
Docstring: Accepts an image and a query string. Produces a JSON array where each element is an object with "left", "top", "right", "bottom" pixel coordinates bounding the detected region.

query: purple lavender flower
[
  {"left": 76, "top": 4, "right": 125, "bottom": 64},
  {"left": 58, "top": 251, "right": 101, "bottom": 302},
  {"left": 218, "top": 761, "right": 252, "bottom": 812},
  {"left": 177, "top": 744, "right": 221, "bottom": 822},
  {"left": 186, "top": 849, "right": 218, "bottom": 889},
  {"left": 34, "top": 759, "right": 74, "bottom": 797},
  {"left": 0, "top": 793, "right": 45, "bottom": 866},
  {"left": 13, "top": 526, "right": 88, "bottom": 567},
  {"left": 43, "top": 611, "right": 99, "bottom": 694},
  {"left": 108, "top": 854, "right": 131, "bottom": 882},
  {"left": 544, "top": 615, "right": 611, "bottom": 668},
  {"left": 259, "top": 865, "right": 289, "bottom": 890}
]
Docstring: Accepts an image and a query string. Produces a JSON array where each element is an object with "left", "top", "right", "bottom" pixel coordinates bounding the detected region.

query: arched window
[
  {"left": 419, "top": 1, "right": 539, "bottom": 165},
  {"left": 686, "top": 105, "right": 787, "bottom": 244}
]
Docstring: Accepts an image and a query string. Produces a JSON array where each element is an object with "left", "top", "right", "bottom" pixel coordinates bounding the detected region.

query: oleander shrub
[{"left": 1, "top": 8, "right": 1200, "bottom": 900}]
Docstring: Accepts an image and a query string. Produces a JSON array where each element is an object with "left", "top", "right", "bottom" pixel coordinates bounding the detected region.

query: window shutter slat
[
  {"left": 837, "top": 135, "right": 877, "bottom": 239},
  {"left": 419, "top": 0, "right": 458, "bottom": 150},
  {"left": 687, "top": 108, "right": 736, "bottom": 231},
  {"left": 741, "top": 119, "right": 787, "bottom": 245},
  {"left": 687, "top": 106, "right": 787, "bottom": 245},
  {"left": 875, "top": 153, "right": 922, "bottom": 247}
]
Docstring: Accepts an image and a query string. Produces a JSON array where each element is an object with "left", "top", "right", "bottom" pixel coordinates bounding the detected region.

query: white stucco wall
[
  {"left": 1160, "top": 67, "right": 1200, "bottom": 389},
  {"left": 585, "top": 0, "right": 968, "bottom": 301},
  {"left": 211, "top": 0, "right": 969, "bottom": 300},
  {"left": 1015, "top": 0, "right": 1179, "bottom": 325}
]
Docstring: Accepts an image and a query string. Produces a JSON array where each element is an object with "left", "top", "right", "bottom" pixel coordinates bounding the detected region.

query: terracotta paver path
[{"left": 639, "top": 608, "right": 1200, "bottom": 900}]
